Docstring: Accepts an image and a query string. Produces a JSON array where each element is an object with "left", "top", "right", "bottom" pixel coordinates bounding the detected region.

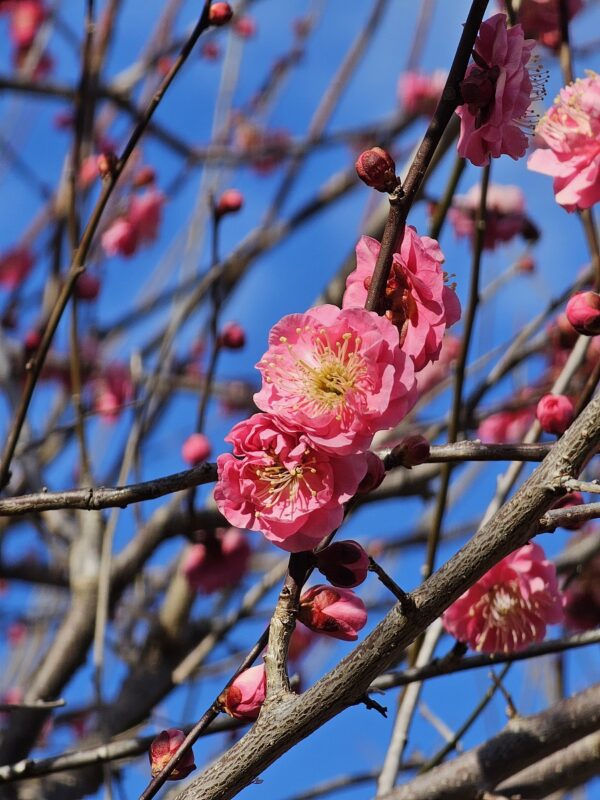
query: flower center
[
  {"left": 473, "top": 581, "right": 538, "bottom": 652},
  {"left": 254, "top": 452, "right": 317, "bottom": 516},
  {"left": 538, "top": 77, "right": 598, "bottom": 152}
]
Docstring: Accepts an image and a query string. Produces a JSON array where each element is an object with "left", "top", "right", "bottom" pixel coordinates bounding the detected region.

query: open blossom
[
  {"left": 298, "top": 584, "right": 368, "bottom": 641},
  {"left": 442, "top": 543, "right": 564, "bottom": 653},
  {"left": 503, "top": 0, "right": 584, "bottom": 50},
  {"left": 343, "top": 230, "right": 460, "bottom": 373},
  {"left": 457, "top": 13, "right": 543, "bottom": 166},
  {"left": 398, "top": 69, "right": 447, "bottom": 117},
  {"left": 182, "top": 528, "right": 250, "bottom": 594},
  {"left": 219, "top": 664, "right": 266, "bottom": 721},
  {"left": 528, "top": 73, "right": 600, "bottom": 211},
  {"left": 255, "top": 304, "right": 417, "bottom": 455},
  {"left": 448, "top": 183, "right": 538, "bottom": 250},
  {"left": 214, "top": 413, "right": 368, "bottom": 552},
  {"left": 0, "top": 247, "right": 34, "bottom": 288}
]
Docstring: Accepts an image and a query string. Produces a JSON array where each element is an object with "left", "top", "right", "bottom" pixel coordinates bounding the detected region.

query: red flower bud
[
  {"left": 201, "top": 41, "right": 221, "bottom": 61},
  {"left": 233, "top": 16, "right": 256, "bottom": 38},
  {"left": 298, "top": 585, "right": 367, "bottom": 641},
  {"left": 209, "top": 2, "right": 233, "bottom": 26},
  {"left": 219, "top": 321, "right": 246, "bottom": 350},
  {"left": 516, "top": 254, "right": 535, "bottom": 273},
  {"left": 219, "top": 664, "right": 266, "bottom": 721},
  {"left": 550, "top": 492, "right": 584, "bottom": 530},
  {"left": 181, "top": 433, "right": 211, "bottom": 466},
  {"left": 148, "top": 729, "right": 195, "bottom": 780},
  {"left": 566, "top": 291, "right": 600, "bottom": 336},
  {"left": 96, "top": 151, "right": 117, "bottom": 179},
  {"left": 355, "top": 147, "right": 398, "bottom": 193},
  {"left": 389, "top": 434, "right": 430, "bottom": 468},
  {"left": 215, "top": 188, "right": 244, "bottom": 217},
  {"left": 536, "top": 394, "right": 575, "bottom": 436},
  {"left": 315, "top": 540, "right": 369, "bottom": 588},
  {"left": 356, "top": 451, "right": 386, "bottom": 494},
  {"left": 74, "top": 273, "right": 101, "bottom": 301},
  {"left": 132, "top": 166, "right": 156, "bottom": 188}
]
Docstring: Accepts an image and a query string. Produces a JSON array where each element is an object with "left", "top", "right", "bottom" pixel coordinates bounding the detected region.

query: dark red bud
[
  {"left": 209, "top": 2, "right": 233, "bottom": 26},
  {"left": 132, "top": 166, "right": 156, "bottom": 188},
  {"left": 219, "top": 321, "right": 246, "bottom": 350},
  {"left": 96, "top": 151, "right": 118, "bottom": 179},
  {"left": 566, "top": 291, "right": 600, "bottom": 336},
  {"left": 315, "top": 540, "right": 369, "bottom": 588},
  {"left": 355, "top": 147, "right": 398, "bottom": 193},
  {"left": 389, "top": 434, "right": 430, "bottom": 468}
]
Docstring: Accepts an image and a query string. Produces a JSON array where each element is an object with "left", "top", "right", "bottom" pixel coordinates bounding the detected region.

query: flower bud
[
  {"left": 209, "top": 2, "right": 233, "bottom": 26},
  {"left": 74, "top": 273, "right": 101, "bottom": 301},
  {"left": 97, "top": 151, "right": 117, "bottom": 179},
  {"left": 215, "top": 188, "right": 244, "bottom": 217},
  {"left": 233, "top": 16, "right": 256, "bottom": 38},
  {"left": 566, "top": 291, "right": 600, "bottom": 336},
  {"left": 550, "top": 492, "right": 584, "bottom": 530},
  {"left": 219, "top": 664, "right": 266, "bottom": 721},
  {"left": 516, "top": 254, "right": 535, "bottom": 274},
  {"left": 355, "top": 147, "right": 398, "bottom": 193},
  {"left": 315, "top": 540, "right": 369, "bottom": 588},
  {"left": 389, "top": 434, "right": 430, "bottom": 468},
  {"left": 219, "top": 321, "right": 246, "bottom": 350},
  {"left": 132, "top": 166, "right": 156, "bottom": 188},
  {"left": 149, "top": 729, "right": 195, "bottom": 780},
  {"left": 356, "top": 451, "right": 385, "bottom": 494},
  {"left": 182, "top": 433, "right": 211, "bottom": 465},
  {"left": 536, "top": 394, "right": 575, "bottom": 436},
  {"left": 201, "top": 41, "right": 221, "bottom": 61},
  {"left": 298, "top": 585, "right": 367, "bottom": 641}
]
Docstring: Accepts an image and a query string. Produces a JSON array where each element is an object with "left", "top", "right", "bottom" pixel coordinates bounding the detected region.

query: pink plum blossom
[
  {"left": 9, "top": 1, "right": 46, "bottom": 49},
  {"left": 182, "top": 528, "right": 250, "bottom": 594},
  {"left": 442, "top": 542, "right": 564, "bottom": 653},
  {"left": 528, "top": 73, "right": 600, "bottom": 211},
  {"left": 128, "top": 189, "right": 165, "bottom": 244},
  {"left": 398, "top": 69, "right": 447, "bottom": 117},
  {"left": 0, "top": 247, "right": 34, "bottom": 288},
  {"left": 448, "top": 183, "right": 538, "bottom": 250},
  {"left": 181, "top": 433, "right": 212, "bottom": 465},
  {"left": 255, "top": 305, "right": 417, "bottom": 454},
  {"left": 503, "top": 0, "right": 584, "bottom": 50},
  {"left": 149, "top": 729, "right": 195, "bottom": 780},
  {"left": 456, "top": 13, "right": 541, "bottom": 166},
  {"left": 219, "top": 664, "right": 266, "bottom": 721},
  {"left": 298, "top": 584, "right": 368, "bottom": 641},
  {"left": 101, "top": 218, "right": 139, "bottom": 258},
  {"left": 214, "top": 413, "right": 368, "bottom": 552},
  {"left": 478, "top": 406, "right": 535, "bottom": 443},
  {"left": 536, "top": 393, "right": 575, "bottom": 435},
  {"left": 343, "top": 230, "right": 460, "bottom": 372},
  {"left": 93, "top": 363, "right": 133, "bottom": 422}
]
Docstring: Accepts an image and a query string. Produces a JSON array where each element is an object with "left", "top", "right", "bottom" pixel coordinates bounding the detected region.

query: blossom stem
[{"left": 368, "top": 557, "right": 413, "bottom": 614}]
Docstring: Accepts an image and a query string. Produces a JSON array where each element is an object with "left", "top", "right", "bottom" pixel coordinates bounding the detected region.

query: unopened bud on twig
[
  {"left": 209, "top": 2, "right": 233, "bottom": 26},
  {"left": 355, "top": 147, "right": 398, "bottom": 193}
]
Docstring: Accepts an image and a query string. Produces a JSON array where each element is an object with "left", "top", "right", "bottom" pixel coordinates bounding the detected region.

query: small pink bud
[
  {"left": 149, "top": 729, "right": 195, "bottom": 780},
  {"left": 390, "top": 434, "right": 430, "bottom": 468},
  {"left": 24, "top": 329, "right": 42, "bottom": 355},
  {"left": 315, "top": 540, "right": 370, "bottom": 588},
  {"left": 216, "top": 188, "right": 244, "bottom": 217},
  {"left": 550, "top": 492, "right": 584, "bottom": 530},
  {"left": 201, "top": 41, "right": 221, "bottom": 61},
  {"left": 132, "top": 166, "right": 156, "bottom": 188},
  {"left": 516, "top": 254, "right": 535, "bottom": 274},
  {"left": 219, "top": 664, "right": 266, "bottom": 721},
  {"left": 209, "top": 2, "right": 233, "bottom": 26},
  {"left": 182, "top": 433, "right": 211, "bottom": 466},
  {"left": 355, "top": 147, "right": 397, "bottom": 192},
  {"left": 74, "top": 273, "right": 101, "bottom": 301},
  {"left": 233, "top": 15, "right": 256, "bottom": 38},
  {"left": 566, "top": 291, "right": 600, "bottom": 336},
  {"left": 356, "top": 451, "right": 385, "bottom": 494},
  {"left": 219, "top": 321, "right": 246, "bottom": 350},
  {"left": 298, "top": 585, "right": 367, "bottom": 641},
  {"left": 536, "top": 394, "right": 575, "bottom": 436},
  {"left": 96, "top": 151, "right": 117, "bottom": 179}
]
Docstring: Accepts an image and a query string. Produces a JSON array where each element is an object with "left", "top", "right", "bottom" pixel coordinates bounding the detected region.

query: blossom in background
[
  {"left": 398, "top": 69, "right": 447, "bottom": 117},
  {"left": 528, "top": 72, "right": 600, "bottom": 211},
  {"left": 343, "top": 230, "right": 460, "bottom": 372},
  {"left": 8, "top": 0, "right": 46, "bottom": 49},
  {"left": 101, "top": 189, "right": 165, "bottom": 259},
  {"left": 255, "top": 304, "right": 417, "bottom": 455},
  {"left": 448, "top": 183, "right": 538, "bottom": 250},
  {"left": 442, "top": 542, "right": 564, "bottom": 653},
  {"left": 101, "top": 218, "right": 138, "bottom": 258},
  {"left": 298, "top": 584, "right": 368, "bottom": 641},
  {"left": 233, "top": 115, "right": 291, "bottom": 174},
  {"left": 182, "top": 528, "right": 251, "bottom": 594},
  {"left": 215, "top": 413, "right": 368, "bottom": 552},
  {"left": 416, "top": 335, "right": 460, "bottom": 397},
  {"left": 564, "top": 546, "right": 600, "bottom": 630},
  {"left": 477, "top": 406, "right": 535, "bottom": 443},
  {"left": 149, "top": 729, "right": 195, "bottom": 780},
  {"left": 536, "top": 393, "right": 575, "bottom": 435},
  {"left": 219, "top": 664, "right": 266, "bottom": 721},
  {"left": 0, "top": 247, "right": 34, "bottom": 289},
  {"left": 93, "top": 363, "right": 133, "bottom": 422},
  {"left": 502, "top": 0, "right": 584, "bottom": 50},
  {"left": 181, "top": 433, "right": 212, "bottom": 466},
  {"left": 456, "top": 13, "right": 543, "bottom": 166}
]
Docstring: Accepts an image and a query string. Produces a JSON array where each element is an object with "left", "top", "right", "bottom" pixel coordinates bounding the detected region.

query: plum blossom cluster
[
  {"left": 456, "top": 13, "right": 546, "bottom": 166},
  {"left": 498, "top": 0, "right": 584, "bottom": 51},
  {"left": 215, "top": 221, "right": 460, "bottom": 553},
  {"left": 0, "top": 1, "right": 53, "bottom": 78},
  {"left": 101, "top": 187, "right": 165, "bottom": 259}
]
